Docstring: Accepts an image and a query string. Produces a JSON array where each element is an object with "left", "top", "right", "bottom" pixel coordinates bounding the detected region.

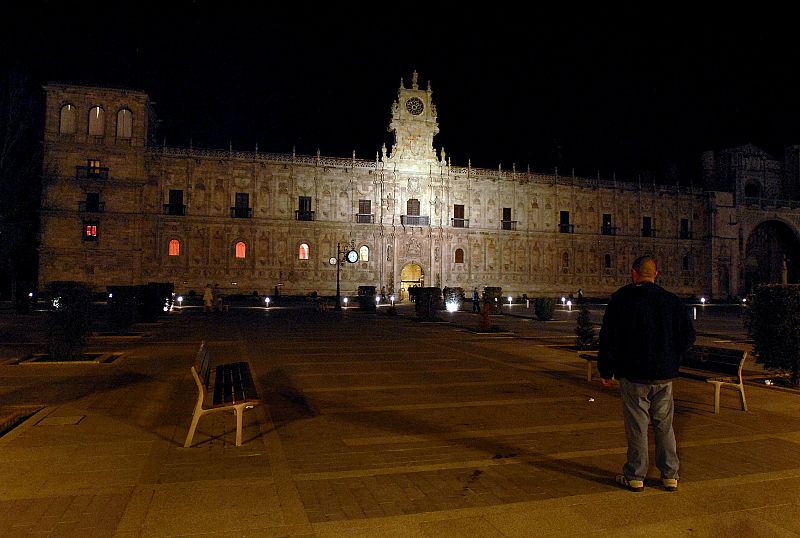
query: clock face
[
  {"left": 405, "top": 97, "right": 424, "bottom": 115},
  {"left": 346, "top": 250, "right": 359, "bottom": 263},
  {"left": 329, "top": 257, "right": 338, "bottom": 266}
]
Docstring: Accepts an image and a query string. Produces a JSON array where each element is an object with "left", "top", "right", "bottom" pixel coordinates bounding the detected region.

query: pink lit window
[
  {"left": 85, "top": 225, "right": 97, "bottom": 238},
  {"left": 168, "top": 239, "right": 180, "bottom": 256},
  {"left": 235, "top": 241, "right": 246, "bottom": 259},
  {"left": 299, "top": 243, "right": 309, "bottom": 260}
]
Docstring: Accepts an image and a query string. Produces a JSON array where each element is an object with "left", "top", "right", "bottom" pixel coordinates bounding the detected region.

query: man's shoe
[
  {"left": 662, "top": 478, "right": 678, "bottom": 492},
  {"left": 615, "top": 474, "right": 644, "bottom": 492}
]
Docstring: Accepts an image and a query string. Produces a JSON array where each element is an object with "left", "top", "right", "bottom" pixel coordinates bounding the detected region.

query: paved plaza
[{"left": 1, "top": 303, "right": 799, "bottom": 537}]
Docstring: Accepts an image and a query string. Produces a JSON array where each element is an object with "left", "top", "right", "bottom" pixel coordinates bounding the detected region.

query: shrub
[
  {"left": 45, "top": 281, "right": 92, "bottom": 359},
  {"left": 575, "top": 303, "right": 596, "bottom": 349},
  {"left": 443, "top": 286, "right": 464, "bottom": 311},
  {"left": 415, "top": 287, "right": 442, "bottom": 320},
  {"left": 534, "top": 297, "right": 556, "bottom": 321},
  {"left": 107, "top": 285, "right": 138, "bottom": 333},
  {"left": 748, "top": 285, "right": 800, "bottom": 386},
  {"left": 483, "top": 286, "right": 503, "bottom": 314},
  {"left": 357, "top": 285, "right": 377, "bottom": 311}
]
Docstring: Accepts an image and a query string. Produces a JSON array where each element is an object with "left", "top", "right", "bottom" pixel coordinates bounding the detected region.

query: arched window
[
  {"left": 744, "top": 181, "right": 762, "bottom": 198},
  {"left": 116, "top": 109, "right": 132, "bottom": 139},
  {"left": 235, "top": 241, "right": 246, "bottom": 259},
  {"left": 168, "top": 239, "right": 180, "bottom": 257},
  {"left": 454, "top": 248, "right": 464, "bottom": 264},
  {"left": 299, "top": 243, "right": 309, "bottom": 260},
  {"left": 562, "top": 251, "right": 570, "bottom": 269},
  {"left": 407, "top": 198, "right": 420, "bottom": 216},
  {"left": 359, "top": 245, "right": 369, "bottom": 262},
  {"left": 604, "top": 253, "right": 612, "bottom": 269},
  {"left": 59, "top": 104, "right": 76, "bottom": 134},
  {"left": 88, "top": 106, "right": 105, "bottom": 136}
]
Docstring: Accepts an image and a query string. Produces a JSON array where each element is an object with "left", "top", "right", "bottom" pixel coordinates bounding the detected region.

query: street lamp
[
  {"left": 265, "top": 297, "right": 270, "bottom": 308},
  {"left": 331, "top": 240, "right": 358, "bottom": 311}
]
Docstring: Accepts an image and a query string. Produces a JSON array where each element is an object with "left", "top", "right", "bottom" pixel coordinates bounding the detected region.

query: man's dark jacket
[{"left": 598, "top": 281, "right": 696, "bottom": 382}]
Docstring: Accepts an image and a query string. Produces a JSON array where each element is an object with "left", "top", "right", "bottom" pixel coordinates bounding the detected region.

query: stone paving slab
[{"left": 0, "top": 306, "right": 799, "bottom": 536}]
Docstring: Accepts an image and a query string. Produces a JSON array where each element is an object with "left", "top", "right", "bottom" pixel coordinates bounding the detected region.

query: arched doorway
[
  {"left": 399, "top": 263, "right": 424, "bottom": 301},
  {"left": 744, "top": 220, "right": 800, "bottom": 292}
]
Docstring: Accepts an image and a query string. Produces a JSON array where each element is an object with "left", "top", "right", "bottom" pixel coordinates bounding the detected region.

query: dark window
[
  {"left": 357, "top": 199, "right": 372, "bottom": 223},
  {"left": 297, "top": 196, "right": 314, "bottom": 221},
  {"left": 744, "top": 182, "right": 761, "bottom": 198},
  {"left": 407, "top": 199, "right": 420, "bottom": 216},
  {"left": 642, "top": 216, "right": 655, "bottom": 237},
  {"left": 452, "top": 204, "right": 466, "bottom": 227},
  {"left": 502, "top": 207, "right": 515, "bottom": 230},
  {"left": 680, "top": 218, "right": 692, "bottom": 239},
  {"left": 454, "top": 248, "right": 464, "bottom": 264},
  {"left": 604, "top": 253, "right": 612, "bottom": 269},
  {"left": 165, "top": 189, "right": 186, "bottom": 216},
  {"left": 83, "top": 192, "right": 101, "bottom": 212},
  {"left": 236, "top": 192, "right": 250, "bottom": 208},
  {"left": 231, "top": 192, "right": 252, "bottom": 218},
  {"left": 602, "top": 213, "right": 615, "bottom": 235},
  {"left": 559, "top": 211, "right": 574, "bottom": 233},
  {"left": 682, "top": 255, "right": 690, "bottom": 271}
]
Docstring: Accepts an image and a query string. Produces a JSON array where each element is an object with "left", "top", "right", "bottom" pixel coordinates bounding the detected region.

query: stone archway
[
  {"left": 744, "top": 220, "right": 800, "bottom": 292},
  {"left": 399, "top": 262, "right": 424, "bottom": 301}
]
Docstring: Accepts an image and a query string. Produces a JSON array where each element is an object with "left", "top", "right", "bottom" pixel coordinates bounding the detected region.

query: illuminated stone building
[{"left": 38, "top": 74, "right": 800, "bottom": 300}]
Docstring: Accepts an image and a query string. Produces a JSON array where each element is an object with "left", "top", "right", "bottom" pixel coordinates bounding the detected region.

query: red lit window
[
  {"left": 235, "top": 241, "right": 246, "bottom": 259},
  {"left": 83, "top": 221, "right": 99, "bottom": 241},
  {"left": 168, "top": 239, "right": 180, "bottom": 256},
  {"left": 299, "top": 243, "right": 309, "bottom": 260}
]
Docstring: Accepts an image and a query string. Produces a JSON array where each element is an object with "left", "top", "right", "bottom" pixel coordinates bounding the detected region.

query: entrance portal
[
  {"left": 744, "top": 220, "right": 800, "bottom": 292},
  {"left": 399, "top": 263, "right": 424, "bottom": 301}
]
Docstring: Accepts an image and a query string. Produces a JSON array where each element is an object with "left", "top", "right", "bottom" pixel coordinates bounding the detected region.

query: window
[
  {"left": 81, "top": 192, "right": 102, "bottom": 212},
  {"left": 407, "top": 198, "right": 420, "bottom": 216},
  {"left": 359, "top": 245, "right": 369, "bottom": 262},
  {"left": 642, "top": 216, "right": 655, "bottom": 237},
  {"left": 299, "top": 243, "right": 309, "bottom": 260},
  {"left": 297, "top": 196, "right": 314, "bottom": 220},
  {"left": 561, "top": 251, "right": 570, "bottom": 269},
  {"left": 682, "top": 254, "right": 690, "bottom": 271},
  {"left": 168, "top": 239, "right": 180, "bottom": 256},
  {"left": 455, "top": 248, "right": 464, "bottom": 264},
  {"left": 680, "top": 218, "right": 692, "bottom": 239},
  {"left": 744, "top": 181, "right": 762, "bottom": 198},
  {"left": 453, "top": 204, "right": 466, "bottom": 227},
  {"left": 165, "top": 189, "right": 185, "bottom": 215},
  {"left": 116, "top": 109, "right": 132, "bottom": 138},
  {"left": 83, "top": 220, "right": 99, "bottom": 241},
  {"left": 559, "top": 211, "right": 574, "bottom": 233},
  {"left": 232, "top": 193, "right": 251, "bottom": 218},
  {"left": 235, "top": 241, "right": 246, "bottom": 259},
  {"left": 59, "top": 104, "right": 76, "bottom": 134},
  {"left": 604, "top": 253, "right": 612, "bottom": 269},
  {"left": 88, "top": 106, "right": 105, "bottom": 136},
  {"left": 602, "top": 213, "right": 615, "bottom": 235},
  {"left": 357, "top": 199, "right": 372, "bottom": 223},
  {"left": 502, "top": 207, "right": 514, "bottom": 230}
]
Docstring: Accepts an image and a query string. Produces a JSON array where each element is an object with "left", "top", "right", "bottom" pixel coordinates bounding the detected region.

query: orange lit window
[
  {"left": 59, "top": 104, "right": 76, "bottom": 134},
  {"left": 88, "top": 106, "right": 105, "bottom": 136},
  {"left": 299, "top": 243, "right": 309, "bottom": 260},
  {"left": 168, "top": 239, "right": 180, "bottom": 256},
  {"left": 235, "top": 241, "right": 246, "bottom": 259}
]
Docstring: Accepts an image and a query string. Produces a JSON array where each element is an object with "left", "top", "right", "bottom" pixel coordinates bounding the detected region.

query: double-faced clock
[{"left": 405, "top": 97, "right": 424, "bottom": 115}]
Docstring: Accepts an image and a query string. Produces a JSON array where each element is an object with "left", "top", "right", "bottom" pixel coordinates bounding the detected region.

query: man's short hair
[{"left": 632, "top": 255, "right": 658, "bottom": 278}]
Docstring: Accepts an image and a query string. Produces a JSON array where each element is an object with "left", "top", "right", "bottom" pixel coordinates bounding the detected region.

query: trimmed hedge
[
  {"left": 45, "top": 281, "right": 92, "bottom": 359},
  {"left": 534, "top": 297, "right": 556, "bottom": 320},
  {"left": 415, "top": 287, "right": 443, "bottom": 320},
  {"left": 749, "top": 285, "right": 800, "bottom": 385}
]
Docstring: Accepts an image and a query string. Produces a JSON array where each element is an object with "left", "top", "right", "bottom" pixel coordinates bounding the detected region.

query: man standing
[
  {"left": 598, "top": 256, "right": 695, "bottom": 492},
  {"left": 472, "top": 287, "right": 481, "bottom": 313}
]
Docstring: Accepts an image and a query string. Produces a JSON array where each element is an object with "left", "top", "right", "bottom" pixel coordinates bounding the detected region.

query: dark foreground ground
[{"left": 0, "top": 303, "right": 798, "bottom": 537}]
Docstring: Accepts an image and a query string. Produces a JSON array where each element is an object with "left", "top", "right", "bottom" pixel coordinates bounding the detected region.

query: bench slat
[{"left": 213, "top": 362, "right": 259, "bottom": 406}]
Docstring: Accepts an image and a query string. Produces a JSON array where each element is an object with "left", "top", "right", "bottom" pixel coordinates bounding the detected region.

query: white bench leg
[
  {"left": 184, "top": 410, "right": 202, "bottom": 448},
  {"left": 739, "top": 385, "right": 748, "bottom": 411},
  {"left": 708, "top": 381, "right": 722, "bottom": 414},
  {"left": 234, "top": 405, "right": 244, "bottom": 446}
]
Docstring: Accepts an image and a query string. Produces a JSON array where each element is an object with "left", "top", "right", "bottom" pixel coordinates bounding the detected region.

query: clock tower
[{"left": 387, "top": 71, "right": 439, "bottom": 163}]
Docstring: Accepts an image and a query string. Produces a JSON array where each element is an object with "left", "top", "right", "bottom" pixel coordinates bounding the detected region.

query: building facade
[{"left": 38, "top": 75, "right": 800, "bottom": 300}]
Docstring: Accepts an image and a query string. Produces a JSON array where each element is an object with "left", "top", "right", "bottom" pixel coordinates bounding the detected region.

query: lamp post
[{"left": 331, "top": 240, "right": 358, "bottom": 311}]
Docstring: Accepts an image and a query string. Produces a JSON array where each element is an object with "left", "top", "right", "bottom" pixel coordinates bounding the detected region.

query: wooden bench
[
  {"left": 184, "top": 341, "right": 260, "bottom": 447},
  {"left": 580, "top": 346, "right": 748, "bottom": 414}
]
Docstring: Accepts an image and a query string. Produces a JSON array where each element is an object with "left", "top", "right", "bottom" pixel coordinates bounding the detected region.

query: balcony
[
  {"left": 164, "top": 204, "right": 187, "bottom": 216},
  {"left": 78, "top": 201, "right": 105, "bottom": 213},
  {"left": 76, "top": 166, "right": 109, "bottom": 180},
  {"left": 679, "top": 230, "right": 693, "bottom": 239},
  {"left": 601, "top": 225, "right": 617, "bottom": 236},
  {"left": 641, "top": 228, "right": 657, "bottom": 238},
  {"left": 401, "top": 215, "right": 429, "bottom": 226},
  {"left": 230, "top": 207, "right": 253, "bottom": 218},
  {"left": 295, "top": 210, "right": 315, "bottom": 221},
  {"left": 356, "top": 213, "right": 374, "bottom": 223},
  {"left": 501, "top": 220, "right": 517, "bottom": 231},
  {"left": 559, "top": 223, "right": 575, "bottom": 234},
  {"left": 451, "top": 218, "right": 469, "bottom": 228}
]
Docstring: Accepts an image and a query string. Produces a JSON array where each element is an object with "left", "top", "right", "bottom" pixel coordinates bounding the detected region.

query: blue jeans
[{"left": 619, "top": 378, "right": 679, "bottom": 481}]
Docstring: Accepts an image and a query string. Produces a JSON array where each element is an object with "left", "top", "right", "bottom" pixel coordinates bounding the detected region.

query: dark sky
[{"left": 4, "top": 4, "right": 800, "bottom": 183}]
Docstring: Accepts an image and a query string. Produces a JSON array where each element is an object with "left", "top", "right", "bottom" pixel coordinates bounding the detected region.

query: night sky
[{"left": 4, "top": 5, "right": 800, "bottom": 184}]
